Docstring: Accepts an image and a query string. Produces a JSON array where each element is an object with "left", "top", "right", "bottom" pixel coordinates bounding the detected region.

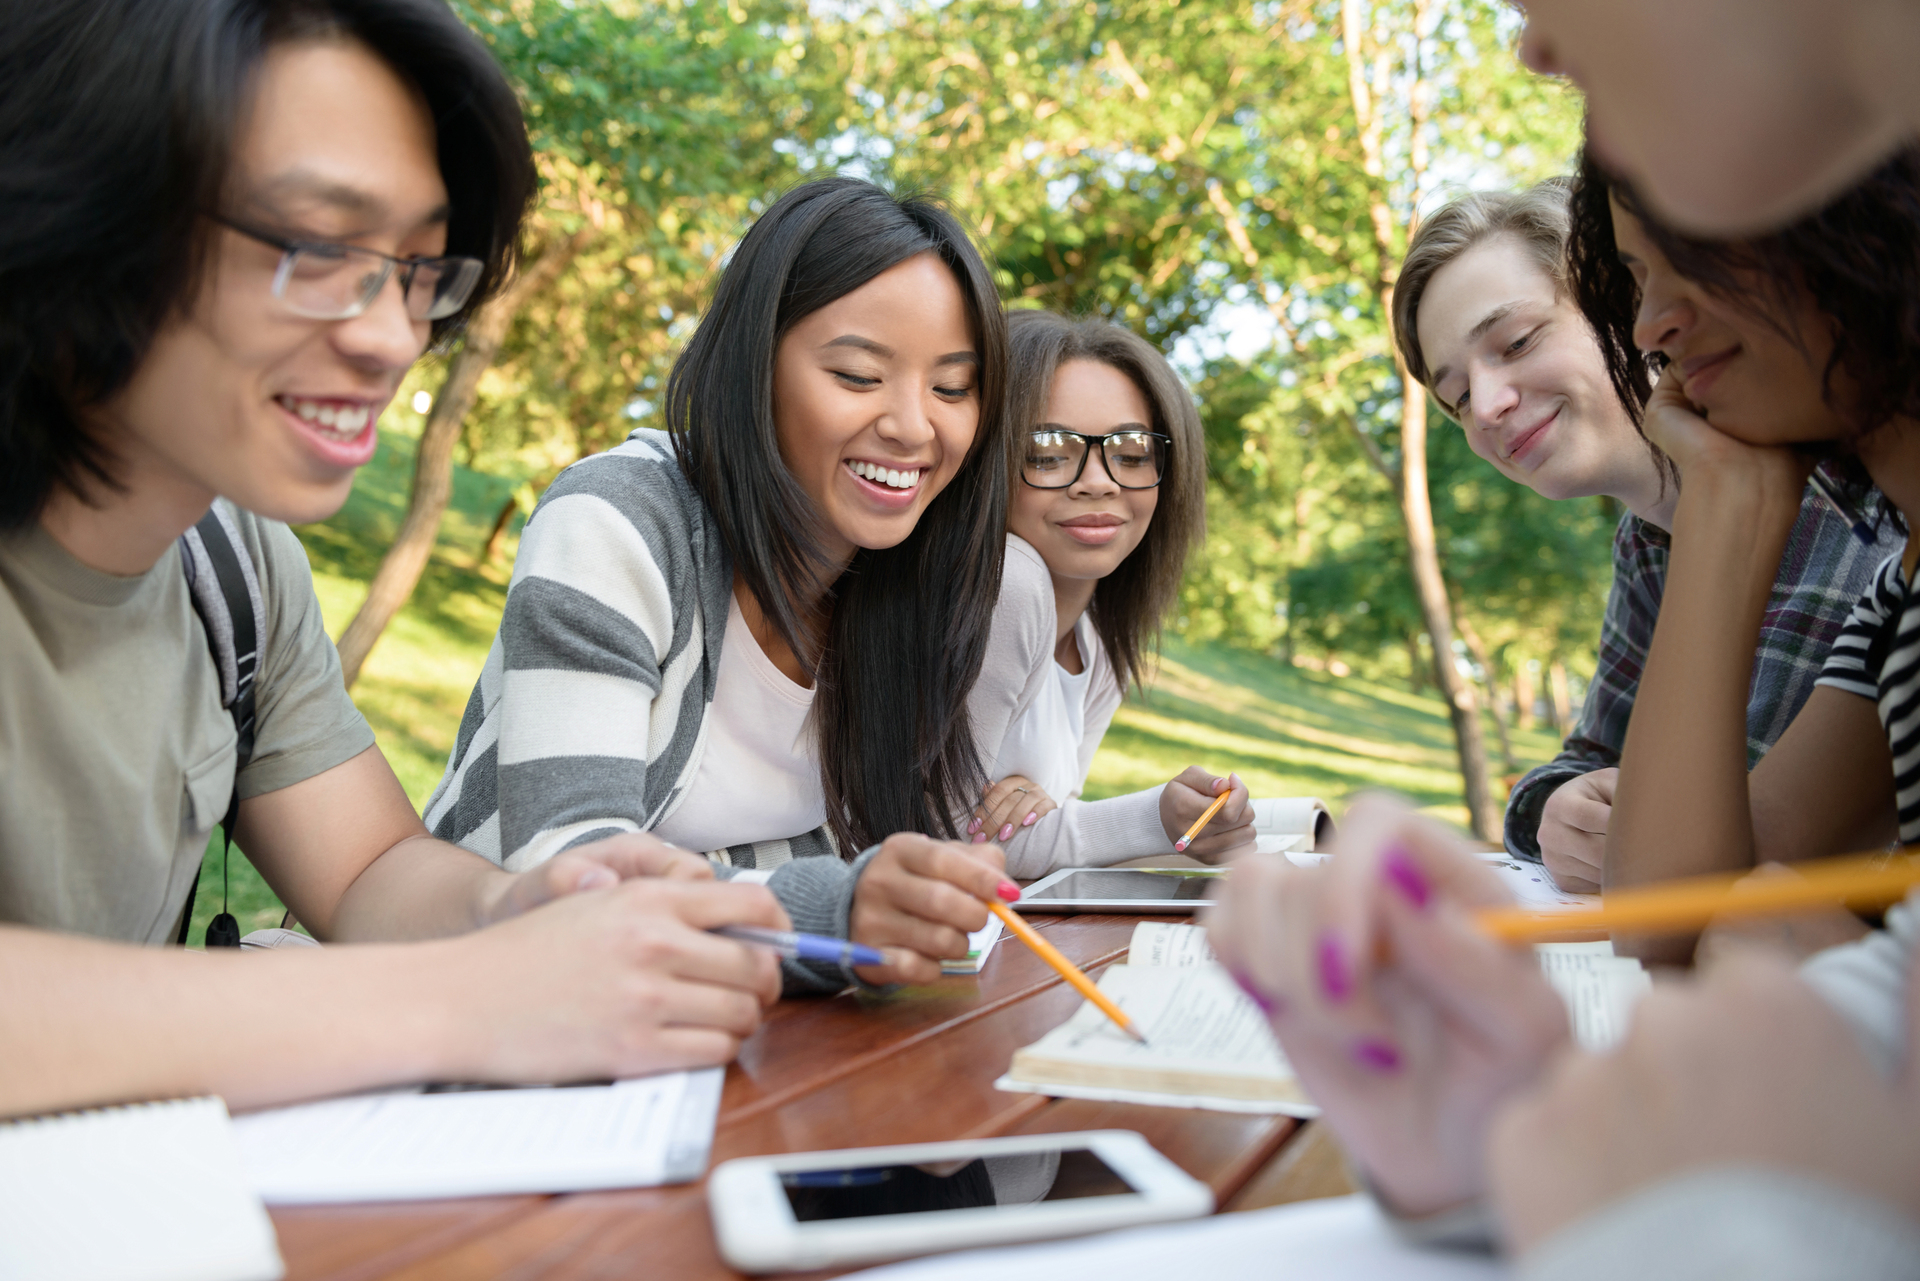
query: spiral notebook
[{"left": 0, "top": 1095, "right": 283, "bottom": 1281}]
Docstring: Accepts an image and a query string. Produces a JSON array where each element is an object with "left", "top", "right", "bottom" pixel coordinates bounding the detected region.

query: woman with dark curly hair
[{"left": 1563, "top": 147, "right": 1920, "bottom": 942}]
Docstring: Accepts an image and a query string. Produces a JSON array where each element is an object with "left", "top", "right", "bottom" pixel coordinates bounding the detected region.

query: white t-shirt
[
  {"left": 650, "top": 593, "right": 825, "bottom": 854},
  {"left": 989, "top": 613, "right": 1098, "bottom": 803}
]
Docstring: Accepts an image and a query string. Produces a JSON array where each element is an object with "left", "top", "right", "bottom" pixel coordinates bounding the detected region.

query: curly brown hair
[{"left": 1567, "top": 142, "right": 1920, "bottom": 443}]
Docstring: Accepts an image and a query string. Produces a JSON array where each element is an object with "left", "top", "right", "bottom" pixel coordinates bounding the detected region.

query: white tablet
[
  {"left": 1011, "top": 866, "right": 1223, "bottom": 913},
  {"left": 707, "top": 1130, "right": 1214, "bottom": 1273}
]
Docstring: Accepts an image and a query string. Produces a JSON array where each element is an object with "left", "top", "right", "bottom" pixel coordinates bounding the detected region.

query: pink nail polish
[
  {"left": 972, "top": 833, "right": 986, "bottom": 844},
  {"left": 996, "top": 880, "right": 1022, "bottom": 902},
  {"left": 1382, "top": 845, "right": 1431, "bottom": 910},
  {"left": 1317, "top": 933, "right": 1351, "bottom": 1002},
  {"left": 1022, "top": 811, "right": 1038, "bottom": 827},
  {"left": 998, "top": 823, "right": 1014, "bottom": 841},
  {"left": 1354, "top": 1038, "right": 1401, "bottom": 1072},
  {"left": 968, "top": 817, "right": 981, "bottom": 834}
]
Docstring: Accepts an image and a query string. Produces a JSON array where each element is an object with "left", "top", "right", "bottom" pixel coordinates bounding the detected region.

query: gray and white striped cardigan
[{"left": 425, "top": 428, "right": 1052, "bottom": 991}]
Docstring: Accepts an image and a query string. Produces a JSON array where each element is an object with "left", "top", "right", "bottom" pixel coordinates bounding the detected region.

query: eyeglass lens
[
  {"left": 1022, "top": 430, "right": 1166, "bottom": 489},
  {"left": 275, "top": 245, "right": 482, "bottom": 322}
]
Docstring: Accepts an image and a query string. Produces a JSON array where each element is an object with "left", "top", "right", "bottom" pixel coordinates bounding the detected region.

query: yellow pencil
[
  {"left": 1473, "top": 850, "right": 1920, "bottom": 943},
  {"left": 1173, "top": 788, "right": 1232, "bottom": 853},
  {"left": 986, "top": 899, "right": 1149, "bottom": 1044}
]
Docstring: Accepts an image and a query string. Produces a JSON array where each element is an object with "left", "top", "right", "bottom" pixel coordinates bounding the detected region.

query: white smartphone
[{"left": 707, "top": 1130, "right": 1214, "bottom": 1273}]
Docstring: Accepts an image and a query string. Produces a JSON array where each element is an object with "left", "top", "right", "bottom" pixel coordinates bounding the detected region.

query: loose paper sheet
[
  {"left": 843, "top": 1193, "right": 1503, "bottom": 1281},
  {"left": 0, "top": 1096, "right": 283, "bottom": 1281},
  {"left": 1537, "top": 943, "right": 1650, "bottom": 1051},
  {"left": 232, "top": 1067, "right": 722, "bottom": 1204}
]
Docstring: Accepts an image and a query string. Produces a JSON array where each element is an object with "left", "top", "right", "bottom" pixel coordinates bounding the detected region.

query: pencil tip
[{"left": 1129, "top": 1026, "right": 1150, "bottom": 1045}]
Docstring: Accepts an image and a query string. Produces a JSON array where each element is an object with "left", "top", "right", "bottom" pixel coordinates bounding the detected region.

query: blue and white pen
[{"left": 713, "top": 924, "right": 886, "bottom": 968}]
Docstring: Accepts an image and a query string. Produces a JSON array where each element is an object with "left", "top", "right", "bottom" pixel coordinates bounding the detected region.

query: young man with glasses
[
  {"left": 0, "top": 0, "right": 793, "bottom": 1119},
  {"left": 966, "top": 310, "right": 1254, "bottom": 876}
]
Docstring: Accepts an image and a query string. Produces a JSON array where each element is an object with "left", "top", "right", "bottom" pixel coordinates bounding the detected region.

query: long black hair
[
  {"left": 666, "top": 178, "right": 1010, "bottom": 854},
  {"left": 0, "top": 0, "right": 535, "bottom": 528},
  {"left": 1568, "top": 142, "right": 1920, "bottom": 509}
]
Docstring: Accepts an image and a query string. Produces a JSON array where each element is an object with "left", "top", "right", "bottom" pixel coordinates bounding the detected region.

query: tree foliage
[{"left": 388, "top": 0, "right": 1608, "bottom": 805}]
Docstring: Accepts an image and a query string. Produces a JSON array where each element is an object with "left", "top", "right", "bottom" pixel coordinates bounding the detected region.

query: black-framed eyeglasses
[
  {"left": 211, "top": 215, "right": 484, "bottom": 322},
  {"left": 1019, "top": 428, "right": 1170, "bottom": 490}
]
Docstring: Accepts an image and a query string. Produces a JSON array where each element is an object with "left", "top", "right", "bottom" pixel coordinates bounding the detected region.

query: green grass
[
  {"left": 187, "top": 426, "right": 1565, "bottom": 943},
  {"left": 1087, "top": 638, "right": 1566, "bottom": 831}
]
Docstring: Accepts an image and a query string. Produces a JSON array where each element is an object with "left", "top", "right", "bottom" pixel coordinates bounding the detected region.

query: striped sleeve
[
  {"left": 1815, "top": 552, "right": 1905, "bottom": 702},
  {"left": 423, "top": 431, "right": 731, "bottom": 872}
]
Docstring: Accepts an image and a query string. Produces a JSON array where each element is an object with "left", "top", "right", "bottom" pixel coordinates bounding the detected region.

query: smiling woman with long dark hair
[{"left": 428, "top": 177, "right": 1052, "bottom": 991}]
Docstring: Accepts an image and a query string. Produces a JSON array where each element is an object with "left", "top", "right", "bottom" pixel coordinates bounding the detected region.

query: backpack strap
[{"left": 176, "top": 504, "right": 265, "bottom": 947}]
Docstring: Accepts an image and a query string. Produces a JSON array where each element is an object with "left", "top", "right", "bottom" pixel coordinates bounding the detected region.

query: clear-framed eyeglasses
[
  {"left": 212, "top": 215, "right": 484, "bottom": 323},
  {"left": 1020, "top": 428, "right": 1170, "bottom": 490}
]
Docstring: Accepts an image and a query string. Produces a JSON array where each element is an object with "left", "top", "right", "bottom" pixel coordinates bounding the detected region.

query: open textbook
[
  {"left": 1250, "top": 796, "right": 1334, "bottom": 854},
  {"left": 999, "top": 924, "right": 1649, "bottom": 1113},
  {"left": 232, "top": 1067, "right": 723, "bottom": 1204},
  {"left": 998, "top": 923, "right": 1315, "bottom": 1115},
  {"left": 844, "top": 1192, "right": 1503, "bottom": 1281}
]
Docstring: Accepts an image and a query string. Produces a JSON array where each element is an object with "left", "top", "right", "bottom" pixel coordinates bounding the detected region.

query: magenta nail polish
[
  {"left": 1229, "top": 968, "right": 1280, "bottom": 1017},
  {"left": 998, "top": 823, "right": 1014, "bottom": 841},
  {"left": 1317, "top": 933, "right": 1351, "bottom": 1001},
  {"left": 996, "top": 880, "right": 1022, "bottom": 903},
  {"left": 1382, "top": 845, "right": 1431, "bottom": 910},
  {"left": 1354, "top": 1038, "right": 1401, "bottom": 1072}
]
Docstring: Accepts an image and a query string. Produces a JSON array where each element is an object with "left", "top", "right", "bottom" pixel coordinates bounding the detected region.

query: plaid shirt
[{"left": 1504, "top": 486, "right": 1903, "bottom": 860}]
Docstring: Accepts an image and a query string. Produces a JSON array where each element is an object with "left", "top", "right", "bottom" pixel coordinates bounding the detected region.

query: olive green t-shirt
[{"left": 0, "top": 504, "right": 375, "bottom": 944}]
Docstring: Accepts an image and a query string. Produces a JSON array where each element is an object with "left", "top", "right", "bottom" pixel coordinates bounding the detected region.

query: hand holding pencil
[{"left": 1160, "top": 768, "right": 1254, "bottom": 861}]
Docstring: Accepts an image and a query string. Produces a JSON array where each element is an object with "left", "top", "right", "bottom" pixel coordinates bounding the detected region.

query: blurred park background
[{"left": 196, "top": 0, "right": 1604, "bottom": 936}]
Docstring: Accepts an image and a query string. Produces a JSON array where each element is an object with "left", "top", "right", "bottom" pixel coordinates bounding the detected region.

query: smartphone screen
[{"left": 780, "top": 1149, "right": 1137, "bottom": 1221}]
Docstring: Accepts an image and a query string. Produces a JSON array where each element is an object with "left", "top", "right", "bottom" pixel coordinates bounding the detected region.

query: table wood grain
[{"left": 271, "top": 912, "right": 1345, "bottom": 1281}]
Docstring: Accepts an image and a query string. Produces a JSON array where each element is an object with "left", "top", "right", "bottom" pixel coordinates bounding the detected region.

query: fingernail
[
  {"left": 996, "top": 880, "right": 1022, "bottom": 902},
  {"left": 972, "top": 833, "right": 987, "bottom": 844},
  {"left": 1022, "top": 811, "right": 1038, "bottom": 827},
  {"left": 1381, "top": 844, "right": 1431, "bottom": 910},
  {"left": 968, "top": 817, "right": 981, "bottom": 834},
  {"left": 577, "top": 867, "right": 617, "bottom": 891},
  {"left": 998, "top": 823, "right": 1014, "bottom": 841},
  {"left": 1354, "top": 1038, "right": 1401, "bottom": 1072},
  {"left": 1317, "top": 933, "right": 1351, "bottom": 1002},
  {"left": 1229, "top": 967, "right": 1279, "bottom": 1017}
]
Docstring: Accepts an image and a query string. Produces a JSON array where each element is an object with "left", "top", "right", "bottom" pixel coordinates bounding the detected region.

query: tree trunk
[
  {"left": 1338, "top": 0, "right": 1496, "bottom": 836},
  {"left": 1548, "top": 660, "right": 1574, "bottom": 734},
  {"left": 476, "top": 491, "right": 521, "bottom": 569},
  {"left": 1398, "top": 379, "right": 1499, "bottom": 839},
  {"left": 1514, "top": 661, "right": 1537, "bottom": 732},
  {"left": 335, "top": 227, "right": 594, "bottom": 687},
  {"left": 1454, "top": 607, "right": 1519, "bottom": 774}
]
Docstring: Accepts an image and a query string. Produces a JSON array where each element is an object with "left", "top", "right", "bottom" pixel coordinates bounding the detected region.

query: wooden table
[{"left": 269, "top": 912, "right": 1353, "bottom": 1281}]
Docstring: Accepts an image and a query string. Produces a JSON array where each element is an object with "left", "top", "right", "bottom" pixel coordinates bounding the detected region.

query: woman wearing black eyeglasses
[{"left": 967, "top": 311, "right": 1252, "bottom": 874}]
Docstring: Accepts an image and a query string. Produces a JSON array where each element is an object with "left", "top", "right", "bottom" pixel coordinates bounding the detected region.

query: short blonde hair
[{"left": 1393, "top": 179, "right": 1573, "bottom": 409}]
